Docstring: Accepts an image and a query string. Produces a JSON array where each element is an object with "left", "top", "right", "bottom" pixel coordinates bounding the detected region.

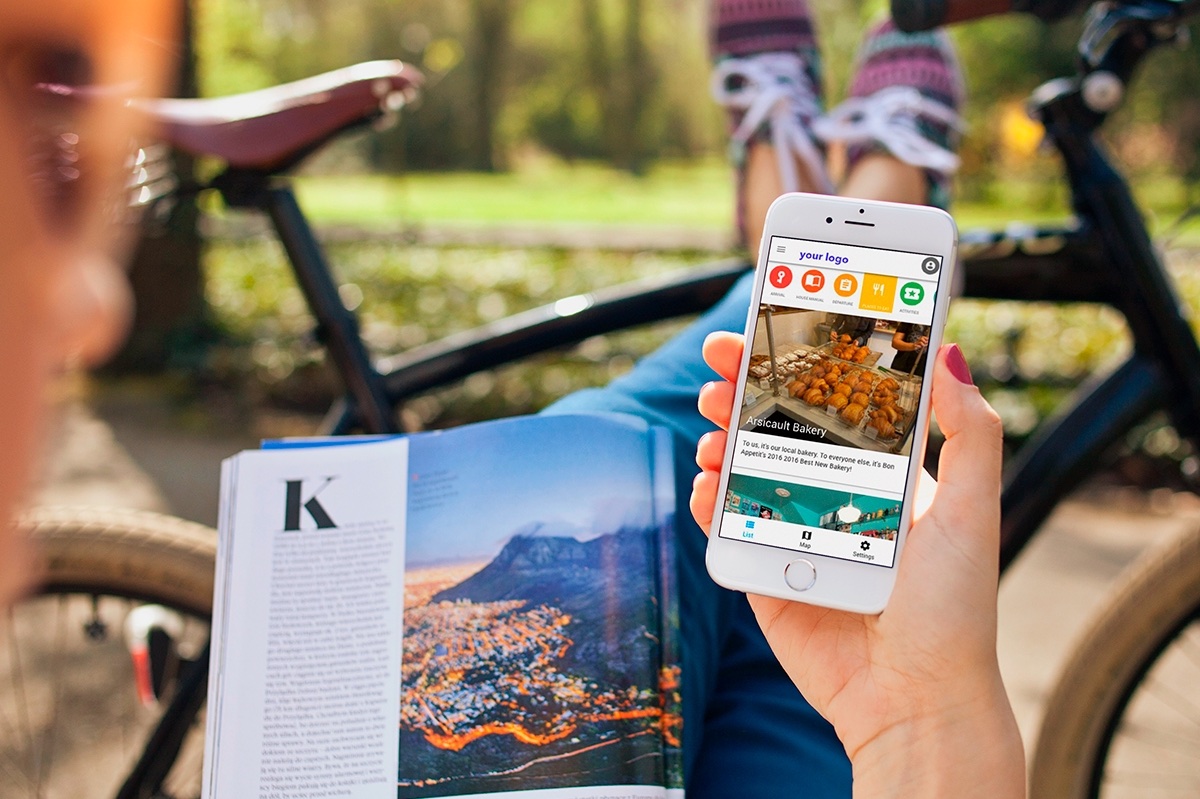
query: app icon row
[{"left": 768, "top": 265, "right": 925, "bottom": 311}]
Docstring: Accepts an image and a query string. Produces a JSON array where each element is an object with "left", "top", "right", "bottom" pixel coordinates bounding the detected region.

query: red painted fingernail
[{"left": 943, "top": 344, "right": 974, "bottom": 385}]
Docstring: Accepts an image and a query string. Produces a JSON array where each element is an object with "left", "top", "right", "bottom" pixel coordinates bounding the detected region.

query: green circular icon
[{"left": 900, "top": 282, "right": 925, "bottom": 306}]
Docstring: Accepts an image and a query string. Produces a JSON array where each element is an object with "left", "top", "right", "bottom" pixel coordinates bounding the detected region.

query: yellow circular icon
[{"left": 833, "top": 273, "right": 858, "bottom": 297}]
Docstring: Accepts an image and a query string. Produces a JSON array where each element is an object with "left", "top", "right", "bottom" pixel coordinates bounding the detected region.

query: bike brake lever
[{"left": 1079, "top": 0, "right": 1187, "bottom": 67}]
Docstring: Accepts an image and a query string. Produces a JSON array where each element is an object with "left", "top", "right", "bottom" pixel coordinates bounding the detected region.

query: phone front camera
[
  {"left": 859, "top": 208, "right": 865, "bottom": 214},
  {"left": 825, "top": 217, "right": 833, "bottom": 224}
]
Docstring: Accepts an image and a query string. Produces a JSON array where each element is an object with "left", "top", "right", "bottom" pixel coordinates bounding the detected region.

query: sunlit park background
[{"left": 118, "top": 0, "right": 1200, "bottom": 480}]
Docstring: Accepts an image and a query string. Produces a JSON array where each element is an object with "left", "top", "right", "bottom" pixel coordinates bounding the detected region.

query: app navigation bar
[{"left": 763, "top": 237, "right": 938, "bottom": 323}]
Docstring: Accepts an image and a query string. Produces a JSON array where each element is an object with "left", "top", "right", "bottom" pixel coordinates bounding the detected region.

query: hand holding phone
[
  {"left": 692, "top": 334, "right": 1023, "bottom": 796},
  {"left": 705, "top": 193, "right": 957, "bottom": 613}
]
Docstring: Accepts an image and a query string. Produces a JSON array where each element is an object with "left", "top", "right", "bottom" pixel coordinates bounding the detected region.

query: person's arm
[
  {"left": 852, "top": 317, "right": 875, "bottom": 346},
  {"left": 891, "top": 329, "right": 920, "bottom": 352},
  {"left": 691, "top": 334, "right": 1024, "bottom": 799}
]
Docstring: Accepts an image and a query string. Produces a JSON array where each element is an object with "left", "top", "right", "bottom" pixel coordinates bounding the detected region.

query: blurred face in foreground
[{"left": 0, "top": 2, "right": 174, "bottom": 605}]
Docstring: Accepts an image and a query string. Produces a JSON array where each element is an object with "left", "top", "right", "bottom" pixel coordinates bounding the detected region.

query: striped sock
[
  {"left": 712, "top": 0, "right": 821, "bottom": 89},
  {"left": 844, "top": 19, "right": 965, "bottom": 208},
  {"left": 712, "top": 0, "right": 825, "bottom": 242}
]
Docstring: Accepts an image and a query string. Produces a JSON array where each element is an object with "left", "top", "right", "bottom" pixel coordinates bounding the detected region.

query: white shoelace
[
  {"left": 812, "top": 86, "right": 965, "bottom": 175},
  {"left": 711, "top": 52, "right": 834, "bottom": 195}
]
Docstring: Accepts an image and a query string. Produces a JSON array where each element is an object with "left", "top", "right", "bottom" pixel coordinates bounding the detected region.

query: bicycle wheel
[
  {"left": 1030, "top": 519, "right": 1200, "bottom": 798},
  {"left": 1, "top": 506, "right": 215, "bottom": 799}
]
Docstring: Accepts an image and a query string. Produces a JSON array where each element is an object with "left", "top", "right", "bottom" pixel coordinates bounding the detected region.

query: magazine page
[
  {"left": 257, "top": 414, "right": 682, "bottom": 798},
  {"left": 648, "top": 429, "right": 683, "bottom": 799},
  {"left": 203, "top": 438, "right": 410, "bottom": 799},
  {"left": 396, "top": 414, "right": 676, "bottom": 799}
]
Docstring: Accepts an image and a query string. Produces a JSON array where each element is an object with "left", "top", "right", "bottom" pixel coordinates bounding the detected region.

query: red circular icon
[
  {"left": 801, "top": 269, "right": 825, "bottom": 293},
  {"left": 768, "top": 265, "right": 793, "bottom": 289}
]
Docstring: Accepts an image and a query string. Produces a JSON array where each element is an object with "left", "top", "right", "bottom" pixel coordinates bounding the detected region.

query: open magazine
[{"left": 203, "top": 413, "right": 684, "bottom": 799}]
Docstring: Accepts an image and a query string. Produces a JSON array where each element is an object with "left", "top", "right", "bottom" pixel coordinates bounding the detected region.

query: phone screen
[{"left": 716, "top": 234, "right": 944, "bottom": 568}]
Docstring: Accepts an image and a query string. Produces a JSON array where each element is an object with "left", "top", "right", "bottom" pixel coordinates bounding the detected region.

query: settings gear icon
[{"left": 860, "top": 541, "right": 871, "bottom": 551}]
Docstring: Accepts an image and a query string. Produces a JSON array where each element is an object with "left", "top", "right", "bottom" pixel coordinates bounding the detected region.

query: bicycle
[{"left": 6, "top": 0, "right": 1200, "bottom": 796}]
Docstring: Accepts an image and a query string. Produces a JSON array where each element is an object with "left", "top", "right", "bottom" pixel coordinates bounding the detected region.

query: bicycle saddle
[{"left": 137, "top": 60, "right": 422, "bottom": 173}]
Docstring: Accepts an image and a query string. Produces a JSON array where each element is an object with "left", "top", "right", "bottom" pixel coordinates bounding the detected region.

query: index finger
[{"left": 702, "top": 331, "right": 745, "bottom": 384}]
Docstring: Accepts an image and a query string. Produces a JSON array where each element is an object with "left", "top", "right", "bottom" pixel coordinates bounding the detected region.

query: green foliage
[
  {"left": 194, "top": 0, "right": 1200, "bottom": 188},
  {"left": 202, "top": 229, "right": 1200, "bottom": 435},
  {"left": 196, "top": 0, "right": 719, "bottom": 173},
  {"left": 204, "top": 239, "right": 706, "bottom": 426}
]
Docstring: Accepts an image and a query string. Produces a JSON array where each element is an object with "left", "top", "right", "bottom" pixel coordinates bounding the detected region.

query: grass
[
  {"left": 282, "top": 159, "right": 1200, "bottom": 247},
  {"left": 291, "top": 159, "right": 736, "bottom": 230}
]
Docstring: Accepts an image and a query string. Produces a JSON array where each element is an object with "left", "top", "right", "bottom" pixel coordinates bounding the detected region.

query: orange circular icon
[
  {"left": 833, "top": 273, "right": 858, "bottom": 297},
  {"left": 800, "top": 269, "right": 825, "bottom": 293}
]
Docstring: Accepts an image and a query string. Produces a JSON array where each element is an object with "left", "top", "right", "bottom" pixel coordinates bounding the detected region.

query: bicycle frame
[{"left": 974, "top": 2, "right": 1200, "bottom": 569}]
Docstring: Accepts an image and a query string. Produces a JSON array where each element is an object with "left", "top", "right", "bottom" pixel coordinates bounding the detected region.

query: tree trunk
[
  {"left": 106, "top": 0, "right": 207, "bottom": 373},
  {"left": 616, "top": 0, "right": 649, "bottom": 174},
  {"left": 580, "top": 0, "right": 617, "bottom": 158},
  {"left": 469, "top": 0, "right": 514, "bottom": 171}
]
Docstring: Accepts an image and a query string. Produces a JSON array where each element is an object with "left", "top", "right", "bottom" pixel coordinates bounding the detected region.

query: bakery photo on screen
[{"left": 739, "top": 307, "right": 930, "bottom": 457}]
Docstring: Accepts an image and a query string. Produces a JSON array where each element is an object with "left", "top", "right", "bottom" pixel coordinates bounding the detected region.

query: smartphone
[{"left": 706, "top": 192, "right": 958, "bottom": 613}]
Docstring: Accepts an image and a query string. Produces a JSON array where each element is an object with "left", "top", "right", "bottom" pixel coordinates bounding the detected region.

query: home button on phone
[{"left": 784, "top": 559, "right": 817, "bottom": 592}]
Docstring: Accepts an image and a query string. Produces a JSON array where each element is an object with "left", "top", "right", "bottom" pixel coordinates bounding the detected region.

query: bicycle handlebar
[
  {"left": 891, "top": 0, "right": 1010, "bottom": 31},
  {"left": 891, "top": 0, "right": 1085, "bottom": 31}
]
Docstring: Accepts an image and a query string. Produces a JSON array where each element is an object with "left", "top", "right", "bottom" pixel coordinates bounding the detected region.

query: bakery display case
[{"left": 741, "top": 307, "right": 923, "bottom": 456}]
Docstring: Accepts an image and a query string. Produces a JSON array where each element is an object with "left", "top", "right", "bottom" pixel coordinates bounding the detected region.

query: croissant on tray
[
  {"left": 804, "top": 388, "right": 827, "bottom": 406},
  {"left": 850, "top": 392, "right": 870, "bottom": 407},
  {"left": 870, "top": 417, "right": 896, "bottom": 438},
  {"left": 827, "top": 393, "right": 849, "bottom": 410},
  {"left": 841, "top": 403, "right": 867, "bottom": 424},
  {"left": 835, "top": 383, "right": 854, "bottom": 398},
  {"left": 875, "top": 403, "right": 901, "bottom": 423}
]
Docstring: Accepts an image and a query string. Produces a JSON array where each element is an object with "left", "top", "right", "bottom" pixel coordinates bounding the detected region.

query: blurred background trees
[
  {"left": 117, "top": 0, "right": 1200, "bottom": 395},
  {"left": 190, "top": 0, "right": 1200, "bottom": 191},
  {"left": 196, "top": 0, "right": 719, "bottom": 172}
]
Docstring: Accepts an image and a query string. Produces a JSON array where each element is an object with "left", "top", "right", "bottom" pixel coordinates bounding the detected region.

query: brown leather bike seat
[{"left": 137, "top": 60, "right": 422, "bottom": 172}]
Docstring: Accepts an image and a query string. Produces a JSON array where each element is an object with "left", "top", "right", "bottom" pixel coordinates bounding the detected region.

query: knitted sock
[
  {"left": 711, "top": 0, "right": 825, "bottom": 243},
  {"left": 841, "top": 19, "right": 965, "bottom": 209},
  {"left": 712, "top": 0, "right": 821, "bottom": 90}
]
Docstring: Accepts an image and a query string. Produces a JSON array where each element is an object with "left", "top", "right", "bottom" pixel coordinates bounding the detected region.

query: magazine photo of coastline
[{"left": 397, "top": 416, "right": 682, "bottom": 799}]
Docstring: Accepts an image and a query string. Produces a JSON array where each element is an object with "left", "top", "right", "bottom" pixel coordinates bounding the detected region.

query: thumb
[{"left": 929, "top": 344, "right": 1004, "bottom": 527}]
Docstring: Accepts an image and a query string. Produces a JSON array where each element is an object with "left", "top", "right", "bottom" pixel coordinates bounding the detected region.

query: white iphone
[{"left": 706, "top": 192, "right": 958, "bottom": 613}]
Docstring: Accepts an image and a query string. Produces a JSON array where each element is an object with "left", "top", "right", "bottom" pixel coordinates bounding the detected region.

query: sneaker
[
  {"left": 812, "top": 19, "right": 966, "bottom": 209},
  {"left": 710, "top": 0, "right": 833, "bottom": 241}
]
